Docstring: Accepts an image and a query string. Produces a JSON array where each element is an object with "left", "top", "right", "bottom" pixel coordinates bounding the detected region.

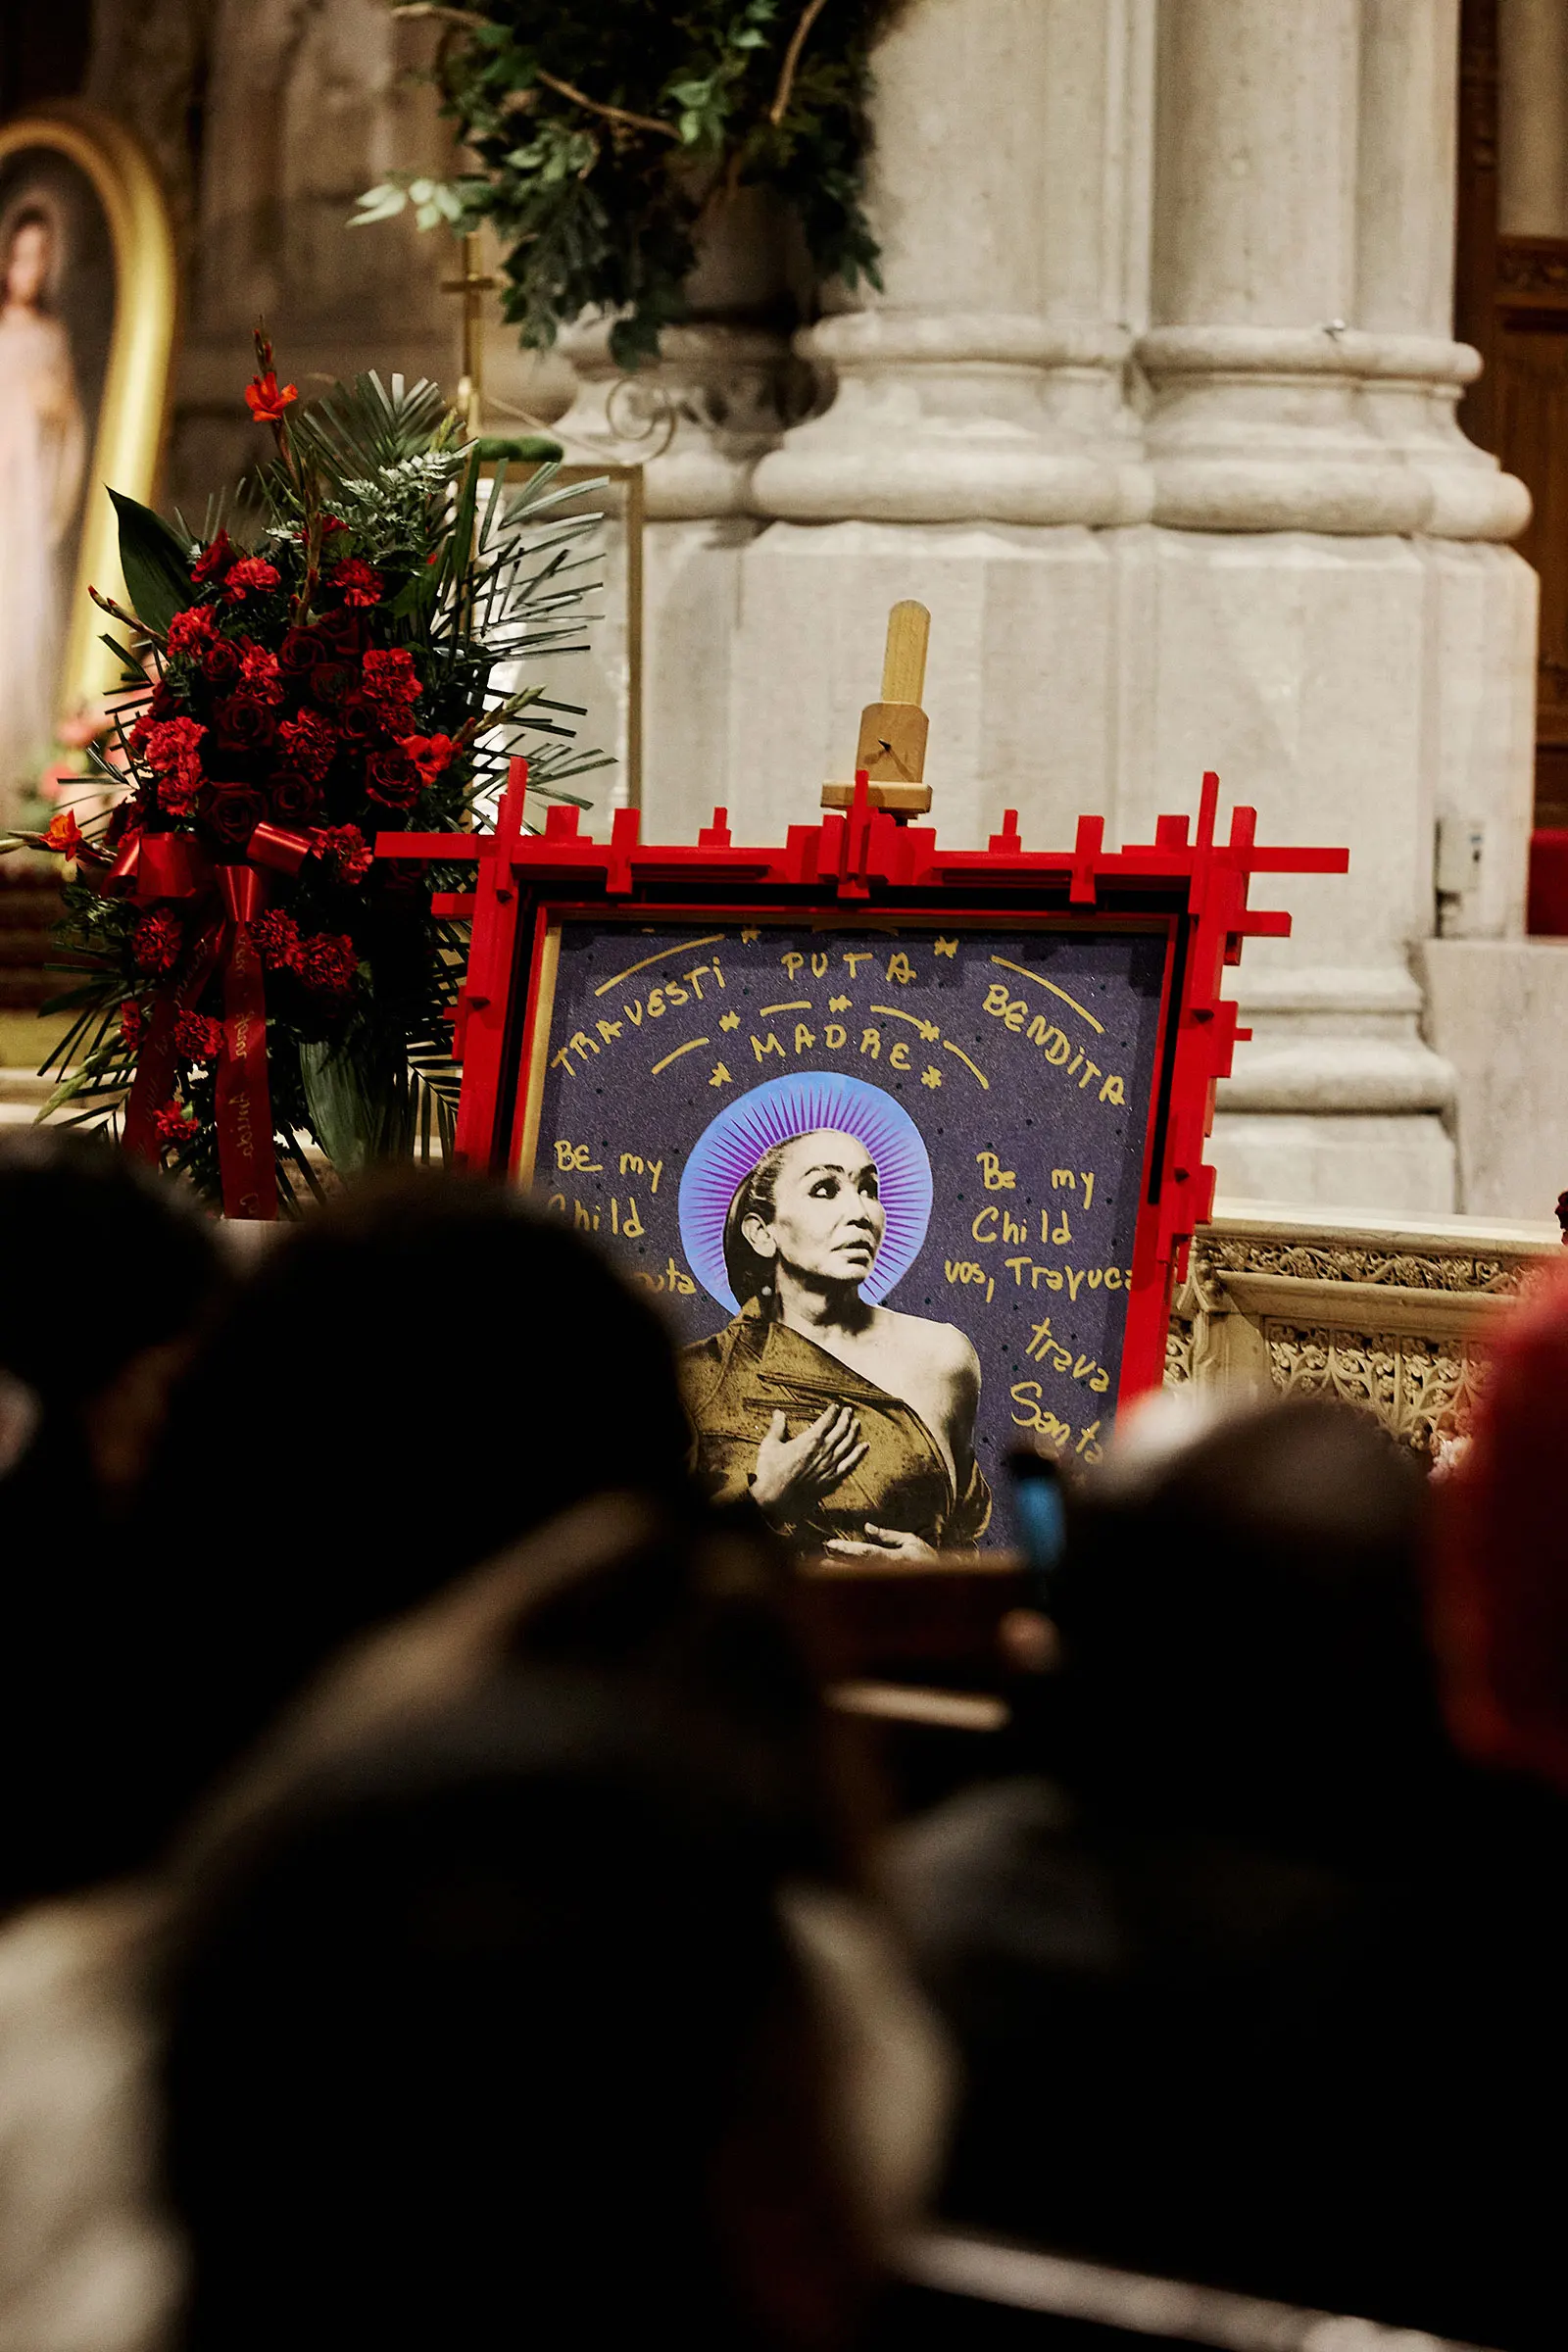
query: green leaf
[{"left": 109, "top": 489, "right": 193, "bottom": 635}]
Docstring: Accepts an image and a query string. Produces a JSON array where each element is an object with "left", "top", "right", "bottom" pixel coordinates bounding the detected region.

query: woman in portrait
[
  {"left": 681, "top": 1128, "right": 990, "bottom": 1556},
  {"left": 0, "top": 198, "right": 85, "bottom": 821}
]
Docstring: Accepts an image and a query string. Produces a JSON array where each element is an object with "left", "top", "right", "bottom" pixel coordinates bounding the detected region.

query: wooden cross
[
  {"left": 821, "top": 600, "right": 934, "bottom": 818},
  {"left": 441, "top": 230, "right": 498, "bottom": 439}
]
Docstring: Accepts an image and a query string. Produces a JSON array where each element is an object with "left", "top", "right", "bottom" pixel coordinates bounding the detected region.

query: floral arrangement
[
  {"left": 354, "top": 0, "right": 890, "bottom": 368},
  {"left": 2, "top": 336, "right": 602, "bottom": 1216}
]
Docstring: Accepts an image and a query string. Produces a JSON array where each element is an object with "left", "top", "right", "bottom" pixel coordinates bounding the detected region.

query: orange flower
[
  {"left": 43, "top": 809, "right": 85, "bottom": 858},
  {"left": 245, "top": 369, "right": 298, "bottom": 424}
]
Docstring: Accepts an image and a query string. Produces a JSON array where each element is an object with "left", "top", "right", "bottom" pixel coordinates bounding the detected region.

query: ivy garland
[{"left": 355, "top": 1, "right": 893, "bottom": 369}]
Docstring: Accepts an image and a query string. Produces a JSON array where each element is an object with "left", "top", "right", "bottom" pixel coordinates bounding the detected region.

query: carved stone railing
[{"left": 1168, "top": 1201, "right": 1562, "bottom": 1454}]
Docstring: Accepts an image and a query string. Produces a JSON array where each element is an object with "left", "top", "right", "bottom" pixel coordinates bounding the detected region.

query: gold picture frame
[{"left": 0, "top": 101, "right": 177, "bottom": 737}]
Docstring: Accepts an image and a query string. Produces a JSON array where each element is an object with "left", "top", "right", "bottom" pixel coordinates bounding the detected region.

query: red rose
[
  {"left": 329, "top": 557, "right": 384, "bottom": 609},
  {"left": 166, "top": 606, "right": 216, "bottom": 658},
  {"left": 220, "top": 556, "right": 281, "bottom": 604},
  {"left": 252, "top": 908, "right": 303, "bottom": 972},
  {"left": 173, "top": 1012, "right": 224, "bottom": 1062},
  {"left": 295, "top": 930, "right": 359, "bottom": 997},
  {"left": 205, "top": 785, "right": 266, "bottom": 847},
  {"left": 192, "top": 530, "right": 236, "bottom": 586},
  {"left": 309, "top": 663, "right": 354, "bottom": 710},
  {"left": 132, "top": 909, "right": 183, "bottom": 974},
  {"left": 268, "top": 770, "right": 322, "bottom": 823},
  {"left": 338, "top": 697, "right": 384, "bottom": 751},
  {"left": 119, "top": 1001, "right": 145, "bottom": 1048},
  {"left": 212, "top": 693, "right": 277, "bottom": 752},
  {"left": 314, "top": 822, "right": 372, "bottom": 884},
  {"left": 276, "top": 708, "right": 335, "bottom": 782},
  {"left": 315, "top": 609, "right": 366, "bottom": 655},
  {"left": 154, "top": 1099, "right": 197, "bottom": 1146},
  {"left": 398, "top": 733, "right": 455, "bottom": 789},
  {"left": 201, "top": 637, "right": 242, "bottom": 687},
  {"left": 278, "top": 626, "right": 328, "bottom": 676},
  {"left": 362, "top": 647, "right": 419, "bottom": 712},
  {"left": 366, "top": 747, "right": 419, "bottom": 808},
  {"left": 239, "top": 645, "right": 284, "bottom": 705}
]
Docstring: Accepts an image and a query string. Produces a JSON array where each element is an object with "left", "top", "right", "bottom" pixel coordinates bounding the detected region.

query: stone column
[
  {"left": 1122, "top": 0, "right": 1533, "bottom": 1212},
  {"left": 714, "top": 0, "right": 1157, "bottom": 850}
]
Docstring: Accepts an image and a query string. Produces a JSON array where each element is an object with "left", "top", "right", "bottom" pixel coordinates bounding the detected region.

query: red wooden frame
[{"left": 378, "top": 763, "right": 1347, "bottom": 1405}]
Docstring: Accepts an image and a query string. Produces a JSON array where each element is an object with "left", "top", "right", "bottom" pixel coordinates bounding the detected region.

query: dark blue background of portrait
[{"left": 528, "top": 919, "right": 1169, "bottom": 1543}]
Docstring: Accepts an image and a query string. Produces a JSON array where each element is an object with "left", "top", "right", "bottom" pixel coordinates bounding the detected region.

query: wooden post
[{"left": 822, "top": 600, "right": 935, "bottom": 817}]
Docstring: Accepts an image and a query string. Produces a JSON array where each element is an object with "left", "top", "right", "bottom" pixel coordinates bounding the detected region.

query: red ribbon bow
[{"left": 116, "top": 820, "right": 319, "bottom": 1218}]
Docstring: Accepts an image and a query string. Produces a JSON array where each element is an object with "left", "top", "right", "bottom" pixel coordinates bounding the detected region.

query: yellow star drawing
[
  {"left": 740, "top": 927, "right": 760, "bottom": 943},
  {"left": 934, "top": 937, "right": 958, "bottom": 957},
  {"left": 921, "top": 1065, "right": 943, "bottom": 1089},
  {"left": 709, "top": 1063, "right": 731, "bottom": 1087},
  {"left": 828, "top": 994, "right": 852, "bottom": 1013},
  {"left": 719, "top": 1010, "right": 741, "bottom": 1032}
]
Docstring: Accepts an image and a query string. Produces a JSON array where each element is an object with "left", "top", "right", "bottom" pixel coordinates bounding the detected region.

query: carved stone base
[{"left": 1166, "top": 1200, "right": 1560, "bottom": 1452}]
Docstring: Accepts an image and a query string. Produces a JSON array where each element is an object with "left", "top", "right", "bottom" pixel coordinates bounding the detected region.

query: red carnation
[
  {"left": 143, "top": 716, "right": 206, "bottom": 777},
  {"left": 366, "top": 747, "right": 419, "bottom": 808},
  {"left": 315, "top": 822, "right": 372, "bottom": 884},
  {"left": 295, "top": 930, "right": 359, "bottom": 998},
  {"left": 398, "top": 733, "right": 455, "bottom": 789},
  {"left": 329, "top": 557, "right": 384, "bottom": 609},
  {"left": 245, "top": 369, "right": 298, "bottom": 424},
  {"left": 157, "top": 770, "right": 202, "bottom": 818},
  {"left": 166, "top": 606, "right": 217, "bottom": 658},
  {"left": 277, "top": 708, "right": 336, "bottom": 782},
  {"left": 154, "top": 1099, "right": 197, "bottom": 1146},
  {"left": 362, "top": 647, "right": 419, "bottom": 713},
  {"left": 192, "top": 530, "right": 236, "bottom": 586},
  {"left": 132, "top": 909, "right": 183, "bottom": 974},
  {"left": 221, "top": 556, "right": 282, "bottom": 605},
  {"left": 239, "top": 645, "right": 284, "bottom": 705},
  {"left": 252, "top": 908, "right": 303, "bottom": 972},
  {"left": 173, "top": 1012, "right": 224, "bottom": 1062},
  {"left": 119, "top": 1001, "right": 145, "bottom": 1049}
]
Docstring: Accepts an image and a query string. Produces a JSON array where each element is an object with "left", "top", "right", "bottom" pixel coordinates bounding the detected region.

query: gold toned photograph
[{"left": 0, "top": 105, "right": 174, "bottom": 826}]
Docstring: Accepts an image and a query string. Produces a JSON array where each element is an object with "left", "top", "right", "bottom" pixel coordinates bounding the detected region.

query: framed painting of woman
[
  {"left": 0, "top": 104, "right": 175, "bottom": 825},
  {"left": 388, "top": 764, "right": 1345, "bottom": 1555}
]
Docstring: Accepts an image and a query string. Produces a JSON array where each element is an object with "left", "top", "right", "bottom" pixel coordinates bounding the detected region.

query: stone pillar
[
  {"left": 713, "top": 0, "right": 1157, "bottom": 850},
  {"left": 1123, "top": 0, "right": 1532, "bottom": 1212}
]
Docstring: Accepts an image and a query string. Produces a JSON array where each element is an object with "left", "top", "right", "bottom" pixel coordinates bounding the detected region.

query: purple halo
[{"left": 678, "top": 1070, "right": 934, "bottom": 1314}]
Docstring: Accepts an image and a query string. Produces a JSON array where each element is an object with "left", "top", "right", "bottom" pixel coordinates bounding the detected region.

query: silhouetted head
[
  {"left": 162, "top": 1675, "right": 875, "bottom": 2352},
  {"left": 1053, "top": 1395, "right": 1446, "bottom": 1857},
  {"left": 1435, "top": 1262, "right": 1568, "bottom": 1795},
  {"left": 110, "top": 1172, "right": 705, "bottom": 1873}
]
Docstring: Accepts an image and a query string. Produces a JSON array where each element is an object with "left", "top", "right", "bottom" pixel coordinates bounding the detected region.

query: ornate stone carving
[
  {"left": 1165, "top": 1321, "right": 1194, "bottom": 1387},
  {"left": 1192, "top": 1233, "right": 1530, "bottom": 1297},
  {"left": 1262, "top": 1322, "right": 1490, "bottom": 1454}
]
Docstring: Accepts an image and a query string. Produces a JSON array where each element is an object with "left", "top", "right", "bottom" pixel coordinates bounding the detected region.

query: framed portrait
[
  {"left": 0, "top": 104, "right": 176, "bottom": 824},
  {"left": 388, "top": 771, "right": 1343, "bottom": 1557}
]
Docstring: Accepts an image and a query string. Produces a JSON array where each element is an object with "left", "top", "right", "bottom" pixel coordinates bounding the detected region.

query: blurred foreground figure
[
  {"left": 1435, "top": 1258, "right": 1568, "bottom": 1795},
  {"left": 0, "top": 1174, "right": 947, "bottom": 2352},
  {"left": 0, "top": 1133, "right": 225, "bottom": 1909},
  {"left": 163, "top": 1672, "right": 946, "bottom": 2352},
  {"left": 891, "top": 1395, "right": 1568, "bottom": 2349}
]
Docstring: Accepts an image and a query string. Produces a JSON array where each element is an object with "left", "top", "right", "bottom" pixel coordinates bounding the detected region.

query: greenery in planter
[{"left": 353, "top": 1, "right": 895, "bottom": 368}]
